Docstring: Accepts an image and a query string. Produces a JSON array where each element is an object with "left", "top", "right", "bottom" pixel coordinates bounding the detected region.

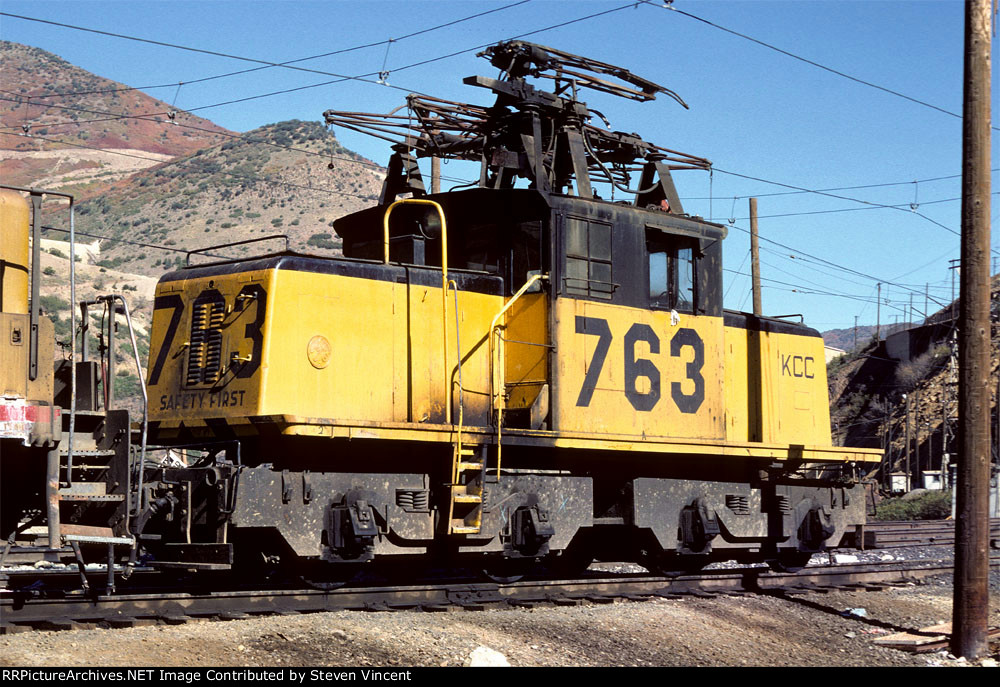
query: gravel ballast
[{"left": 1, "top": 554, "right": 998, "bottom": 668}]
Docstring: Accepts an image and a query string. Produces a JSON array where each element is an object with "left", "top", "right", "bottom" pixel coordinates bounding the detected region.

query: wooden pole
[
  {"left": 952, "top": 0, "right": 991, "bottom": 660},
  {"left": 431, "top": 156, "right": 441, "bottom": 194},
  {"left": 876, "top": 283, "right": 882, "bottom": 341},
  {"left": 905, "top": 394, "right": 912, "bottom": 492},
  {"left": 750, "top": 197, "right": 762, "bottom": 316}
]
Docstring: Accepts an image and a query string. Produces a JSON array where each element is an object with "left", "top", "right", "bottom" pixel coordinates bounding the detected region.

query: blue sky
[{"left": 2, "top": 0, "right": 996, "bottom": 333}]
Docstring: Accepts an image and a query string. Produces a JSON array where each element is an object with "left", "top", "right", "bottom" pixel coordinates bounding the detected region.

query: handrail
[
  {"left": 186, "top": 235, "right": 288, "bottom": 265},
  {"left": 382, "top": 199, "right": 451, "bottom": 422},
  {"left": 489, "top": 273, "right": 547, "bottom": 479},
  {"left": 96, "top": 295, "right": 149, "bottom": 520},
  {"left": 447, "top": 280, "right": 465, "bottom": 482}
]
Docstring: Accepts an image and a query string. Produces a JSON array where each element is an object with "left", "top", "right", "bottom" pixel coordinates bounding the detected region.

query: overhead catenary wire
[
  {"left": 707, "top": 193, "right": 998, "bottom": 223},
  {"left": 0, "top": 130, "right": 380, "bottom": 202},
  {"left": 0, "top": 94, "right": 482, "bottom": 185},
  {"left": 713, "top": 167, "right": 967, "bottom": 240},
  {"left": 40, "top": 224, "right": 231, "bottom": 261},
  {"left": 0, "top": 1, "right": 535, "bottom": 101},
  {"left": 0, "top": 2, "right": 639, "bottom": 188},
  {"left": 7, "top": 93, "right": 987, "bottom": 218},
  {"left": 680, "top": 170, "right": 1000, "bottom": 201},
  {"left": 0, "top": 2, "right": 639, "bottom": 109},
  {"left": 640, "top": 0, "right": 1000, "bottom": 132},
  {"left": 727, "top": 221, "right": 952, "bottom": 309}
]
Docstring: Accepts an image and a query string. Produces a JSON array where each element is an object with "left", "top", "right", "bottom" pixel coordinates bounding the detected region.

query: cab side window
[
  {"left": 565, "top": 217, "right": 614, "bottom": 300},
  {"left": 647, "top": 229, "right": 697, "bottom": 312}
]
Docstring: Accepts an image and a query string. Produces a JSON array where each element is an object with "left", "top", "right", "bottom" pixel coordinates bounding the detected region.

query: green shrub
[{"left": 874, "top": 489, "right": 952, "bottom": 521}]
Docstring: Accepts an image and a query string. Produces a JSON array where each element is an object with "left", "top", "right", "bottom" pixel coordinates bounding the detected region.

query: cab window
[
  {"left": 647, "top": 229, "right": 696, "bottom": 312},
  {"left": 565, "top": 217, "right": 613, "bottom": 300}
]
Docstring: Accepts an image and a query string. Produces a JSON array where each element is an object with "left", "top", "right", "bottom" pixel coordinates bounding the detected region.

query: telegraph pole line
[
  {"left": 876, "top": 283, "right": 882, "bottom": 341},
  {"left": 905, "top": 394, "right": 912, "bottom": 492},
  {"left": 750, "top": 198, "right": 762, "bottom": 316},
  {"left": 952, "top": 0, "right": 992, "bottom": 660},
  {"left": 949, "top": 258, "right": 961, "bottom": 309},
  {"left": 431, "top": 156, "right": 441, "bottom": 194}
]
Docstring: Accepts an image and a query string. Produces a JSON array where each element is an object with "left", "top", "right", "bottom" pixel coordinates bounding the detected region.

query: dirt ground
[{"left": 1, "top": 572, "right": 998, "bottom": 668}]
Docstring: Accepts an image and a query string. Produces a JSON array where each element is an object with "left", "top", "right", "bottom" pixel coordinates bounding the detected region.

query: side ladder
[{"left": 447, "top": 440, "right": 487, "bottom": 535}]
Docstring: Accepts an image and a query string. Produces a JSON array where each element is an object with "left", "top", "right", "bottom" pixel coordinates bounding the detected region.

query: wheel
[
  {"left": 481, "top": 558, "right": 535, "bottom": 584},
  {"left": 546, "top": 548, "right": 593, "bottom": 578},
  {"left": 644, "top": 552, "right": 707, "bottom": 578},
  {"left": 766, "top": 552, "right": 813, "bottom": 573},
  {"left": 296, "top": 561, "right": 361, "bottom": 591}
]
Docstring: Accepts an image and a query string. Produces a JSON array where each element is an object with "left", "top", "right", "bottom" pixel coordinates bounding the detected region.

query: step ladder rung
[
  {"left": 58, "top": 494, "right": 125, "bottom": 502},
  {"left": 449, "top": 440, "right": 486, "bottom": 535},
  {"left": 63, "top": 534, "right": 133, "bottom": 545}
]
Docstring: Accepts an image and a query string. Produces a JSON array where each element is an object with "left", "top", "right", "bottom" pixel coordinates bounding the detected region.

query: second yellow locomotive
[{"left": 142, "top": 42, "right": 880, "bottom": 576}]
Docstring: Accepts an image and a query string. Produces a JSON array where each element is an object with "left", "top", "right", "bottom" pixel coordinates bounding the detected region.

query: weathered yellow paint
[
  {"left": 723, "top": 324, "right": 832, "bottom": 446},
  {"left": 502, "top": 292, "right": 548, "bottom": 411},
  {"left": 147, "top": 268, "right": 271, "bottom": 422},
  {"left": 553, "top": 298, "right": 726, "bottom": 440},
  {"left": 148, "top": 266, "right": 500, "bottom": 429},
  {"left": 0, "top": 190, "right": 30, "bottom": 316},
  {"left": 152, "top": 413, "right": 881, "bottom": 463},
  {"left": 148, "top": 262, "right": 868, "bottom": 464}
]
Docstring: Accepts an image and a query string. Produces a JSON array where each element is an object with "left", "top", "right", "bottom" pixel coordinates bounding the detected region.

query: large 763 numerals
[
  {"left": 574, "top": 316, "right": 705, "bottom": 414},
  {"left": 147, "top": 285, "right": 267, "bottom": 386}
]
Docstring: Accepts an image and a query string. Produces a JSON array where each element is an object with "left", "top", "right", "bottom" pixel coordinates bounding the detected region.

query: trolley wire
[
  {"left": 640, "top": 0, "right": 999, "bottom": 132},
  {"left": 0, "top": 130, "right": 379, "bottom": 202},
  {"left": 682, "top": 170, "right": 999, "bottom": 202},
  {"left": 0, "top": 2, "right": 639, "bottom": 109},
  {"left": 707, "top": 193, "right": 997, "bottom": 223},
  {"left": 713, "top": 167, "right": 967, "bottom": 239},
  {"left": 0, "top": 1, "right": 534, "bottom": 101}
]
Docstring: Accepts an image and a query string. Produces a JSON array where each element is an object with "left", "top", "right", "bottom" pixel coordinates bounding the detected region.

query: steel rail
[{"left": 3, "top": 557, "right": 996, "bottom": 633}]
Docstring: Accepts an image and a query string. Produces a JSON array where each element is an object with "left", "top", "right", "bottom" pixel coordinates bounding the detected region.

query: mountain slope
[
  {"left": 52, "top": 119, "right": 383, "bottom": 275},
  {"left": 0, "top": 41, "right": 234, "bottom": 193}
]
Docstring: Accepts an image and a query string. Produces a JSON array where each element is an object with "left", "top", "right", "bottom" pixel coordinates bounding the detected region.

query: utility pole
[
  {"left": 431, "top": 156, "right": 441, "bottom": 194},
  {"left": 914, "top": 391, "right": 920, "bottom": 486},
  {"left": 854, "top": 315, "right": 858, "bottom": 349},
  {"left": 750, "top": 198, "right": 762, "bottom": 316},
  {"left": 942, "top": 392, "right": 949, "bottom": 489},
  {"left": 876, "top": 282, "right": 882, "bottom": 341},
  {"left": 952, "top": 0, "right": 991, "bottom": 660},
  {"left": 950, "top": 258, "right": 961, "bottom": 306},
  {"left": 905, "top": 394, "right": 912, "bottom": 492}
]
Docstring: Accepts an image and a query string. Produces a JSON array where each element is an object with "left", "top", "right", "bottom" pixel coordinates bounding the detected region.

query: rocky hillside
[
  {"left": 821, "top": 322, "right": 913, "bottom": 353},
  {"left": 3, "top": 43, "right": 389, "bottom": 416},
  {"left": 47, "top": 119, "right": 382, "bottom": 275},
  {"left": 0, "top": 41, "right": 233, "bottom": 194},
  {"left": 828, "top": 275, "right": 1000, "bottom": 489}
]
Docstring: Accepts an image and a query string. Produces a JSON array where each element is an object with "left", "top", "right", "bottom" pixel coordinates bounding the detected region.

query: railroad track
[
  {"left": 3, "top": 556, "right": 996, "bottom": 634},
  {"left": 863, "top": 518, "right": 1000, "bottom": 549}
]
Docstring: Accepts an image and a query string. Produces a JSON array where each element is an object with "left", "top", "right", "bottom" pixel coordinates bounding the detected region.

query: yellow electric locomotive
[{"left": 142, "top": 42, "right": 880, "bottom": 577}]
